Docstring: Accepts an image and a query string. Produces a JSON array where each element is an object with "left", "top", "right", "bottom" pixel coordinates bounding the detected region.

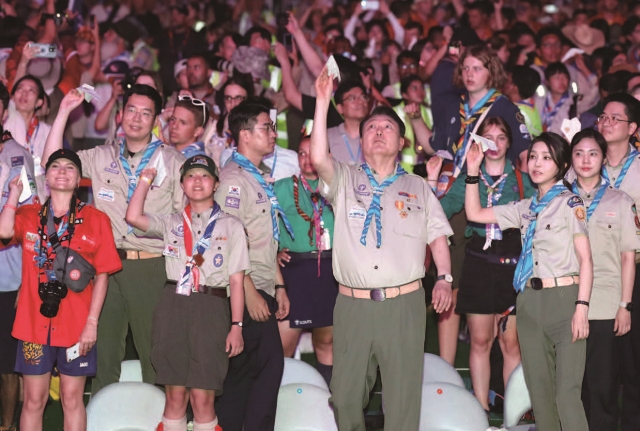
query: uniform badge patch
[
  {"left": 516, "top": 112, "right": 525, "bottom": 123},
  {"left": 11, "top": 156, "right": 24, "bottom": 167},
  {"left": 105, "top": 161, "right": 119, "bottom": 174},
  {"left": 567, "top": 196, "right": 583, "bottom": 209},
  {"left": 26, "top": 232, "right": 39, "bottom": 242},
  {"left": 171, "top": 223, "right": 184, "bottom": 237},
  {"left": 574, "top": 207, "right": 586, "bottom": 222},
  {"left": 213, "top": 253, "right": 224, "bottom": 267},
  {"left": 348, "top": 207, "right": 366, "bottom": 220},
  {"left": 228, "top": 186, "right": 241, "bottom": 195},
  {"left": 225, "top": 196, "right": 240, "bottom": 209},
  {"left": 96, "top": 188, "right": 115, "bottom": 202},
  {"left": 162, "top": 244, "right": 181, "bottom": 258}
]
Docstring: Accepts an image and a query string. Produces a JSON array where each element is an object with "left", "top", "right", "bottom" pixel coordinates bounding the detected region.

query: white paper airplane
[{"left": 470, "top": 132, "right": 498, "bottom": 152}]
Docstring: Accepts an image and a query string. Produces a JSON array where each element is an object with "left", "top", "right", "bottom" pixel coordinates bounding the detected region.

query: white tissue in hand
[
  {"left": 326, "top": 56, "right": 341, "bottom": 82},
  {"left": 18, "top": 166, "right": 32, "bottom": 203},
  {"left": 470, "top": 132, "right": 498, "bottom": 152},
  {"left": 150, "top": 154, "right": 167, "bottom": 188},
  {"left": 433, "top": 150, "right": 454, "bottom": 160},
  {"left": 80, "top": 84, "right": 101, "bottom": 103},
  {"left": 561, "top": 118, "right": 581, "bottom": 142}
]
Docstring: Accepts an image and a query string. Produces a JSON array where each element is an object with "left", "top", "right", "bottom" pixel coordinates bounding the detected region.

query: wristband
[
  {"left": 275, "top": 284, "right": 287, "bottom": 292},
  {"left": 575, "top": 300, "right": 589, "bottom": 307},
  {"left": 407, "top": 111, "right": 421, "bottom": 120},
  {"left": 3, "top": 204, "right": 17, "bottom": 211},
  {"left": 465, "top": 175, "right": 480, "bottom": 184},
  {"left": 140, "top": 176, "right": 152, "bottom": 185}
]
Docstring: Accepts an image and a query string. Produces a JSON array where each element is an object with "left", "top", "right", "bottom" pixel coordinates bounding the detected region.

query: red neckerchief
[
  {"left": 26, "top": 115, "right": 39, "bottom": 153},
  {"left": 181, "top": 204, "right": 203, "bottom": 287}
]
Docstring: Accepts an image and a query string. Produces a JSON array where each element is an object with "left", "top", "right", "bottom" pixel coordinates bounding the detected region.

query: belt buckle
[
  {"left": 530, "top": 277, "right": 543, "bottom": 290},
  {"left": 370, "top": 288, "right": 386, "bottom": 302}
]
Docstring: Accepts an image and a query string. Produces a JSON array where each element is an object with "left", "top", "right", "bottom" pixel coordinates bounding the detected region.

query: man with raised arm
[{"left": 310, "top": 67, "right": 454, "bottom": 431}]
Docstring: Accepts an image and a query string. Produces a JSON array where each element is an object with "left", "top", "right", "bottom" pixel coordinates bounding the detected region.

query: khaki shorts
[{"left": 151, "top": 284, "right": 231, "bottom": 393}]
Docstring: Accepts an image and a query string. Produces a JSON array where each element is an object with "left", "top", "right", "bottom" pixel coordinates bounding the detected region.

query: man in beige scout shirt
[
  {"left": 310, "top": 68, "right": 454, "bottom": 430},
  {"left": 41, "top": 85, "right": 186, "bottom": 395},
  {"left": 213, "top": 102, "right": 290, "bottom": 431}
]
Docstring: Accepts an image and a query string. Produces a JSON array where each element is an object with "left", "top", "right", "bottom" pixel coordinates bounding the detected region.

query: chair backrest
[
  {"left": 275, "top": 383, "right": 337, "bottom": 431},
  {"left": 422, "top": 353, "right": 465, "bottom": 388},
  {"left": 87, "top": 382, "right": 165, "bottom": 431},
  {"left": 280, "top": 357, "right": 329, "bottom": 391},
  {"left": 504, "top": 363, "right": 532, "bottom": 428},
  {"left": 119, "top": 359, "right": 143, "bottom": 382},
  {"left": 419, "top": 382, "right": 489, "bottom": 431}
]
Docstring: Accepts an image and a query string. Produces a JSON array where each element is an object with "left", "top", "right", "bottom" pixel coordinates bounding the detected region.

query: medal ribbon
[
  {"left": 512, "top": 183, "right": 567, "bottom": 292},
  {"left": 360, "top": 163, "right": 407, "bottom": 248}
]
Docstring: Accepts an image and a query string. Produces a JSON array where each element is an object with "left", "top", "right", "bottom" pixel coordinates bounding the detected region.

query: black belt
[
  {"left": 166, "top": 280, "right": 227, "bottom": 298},
  {"left": 466, "top": 248, "right": 519, "bottom": 265},
  {"left": 288, "top": 250, "right": 332, "bottom": 259}
]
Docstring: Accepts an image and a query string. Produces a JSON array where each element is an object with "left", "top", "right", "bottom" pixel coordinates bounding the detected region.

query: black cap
[
  {"left": 45, "top": 149, "right": 82, "bottom": 177},
  {"left": 359, "top": 105, "right": 406, "bottom": 138},
  {"left": 180, "top": 155, "right": 218, "bottom": 181}
]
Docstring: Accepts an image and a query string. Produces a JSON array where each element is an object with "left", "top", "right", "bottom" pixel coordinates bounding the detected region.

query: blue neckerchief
[
  {"left": 453, "top": 89, "right": 497, "bottom": 177},
  {"left": 542, "top": 91, "right": 569, "bottom": 130},
  {"left": 360, "top": 163, "right": 407, "bottom": 248},
  {"left": 572, "top": 178, "right": 608, "bottom": 221},
  {"left": 119, "top": 138, "right": 162, "bottom": 203},
  {"left": 231, "top": 151, "right": 294, "bottom": 241},
  {"left": 602, "top": 146, "right": 639, "bottom": 189},
  {"left": 512, "top": 183, "right": 567, "bottom": 292}
]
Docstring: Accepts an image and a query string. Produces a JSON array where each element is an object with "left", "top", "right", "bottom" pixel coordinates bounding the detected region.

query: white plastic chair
[
  {"left": 504, "top": 363, "right": 536, "bottom": 430},
  {"left": 119, "top": 359, "right": 143, "bottom": 382},
  {"left": 274, "top": 383, "right": 337, "bottom": 431},
  {"left": 419, "top": 382, "right": 489, "bottom": 431},
  {"left": 280, "top": 357, "right": 329, "bottom": 391},
  {"left": 422, "top": 353, "right": 465, "bottom": 388},
  {"left": 87, "top": 382, "right": 165, "bottom": 431}
]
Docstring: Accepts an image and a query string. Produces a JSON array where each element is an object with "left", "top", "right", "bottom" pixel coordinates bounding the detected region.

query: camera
[{"left": 38, "top": 280, "right": 68, "bottom": 318}]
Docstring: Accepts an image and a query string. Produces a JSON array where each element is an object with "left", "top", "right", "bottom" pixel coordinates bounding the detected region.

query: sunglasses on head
[{"left": 178, "top": 95, "right": 208, "bottom": 127}]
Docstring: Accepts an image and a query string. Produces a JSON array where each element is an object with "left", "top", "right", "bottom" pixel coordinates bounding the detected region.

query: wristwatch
[
  {"left": 437, "top": 274, "right": 454, "bottom": 283},
  {"left": 620, "top": 302, "right": 634, "bottom": 312},
  {"left": 231, "top": 321, "right": 243, "bottom": 327}
]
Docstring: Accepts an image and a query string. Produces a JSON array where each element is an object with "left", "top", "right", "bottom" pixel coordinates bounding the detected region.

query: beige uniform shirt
[
  {"left": 575, "top": 182, "right": 640, "bottom": 319},
  {"left": 494, "top": 189, "right": 588, "bottom": 279},
  {"left": 143, "top": 210, "right": 250, "bottom": 296},
  {"left": 78, "top": 140, "right": 186, "bottom": 253},
  {"left": 320, "top": 160, "right": 453, "bottom": 289},
  {"left": 214, "top": 160, "right": 278, "bottom": 297}
]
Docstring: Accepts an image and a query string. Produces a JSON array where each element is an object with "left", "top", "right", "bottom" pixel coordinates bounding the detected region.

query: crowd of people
[{"left": 1, "top": 0, "right": 640, "bottom": 430}]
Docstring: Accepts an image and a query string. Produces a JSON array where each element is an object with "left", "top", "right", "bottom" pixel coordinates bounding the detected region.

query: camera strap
[{"left": 38, "top": 196, "right": 78, "bottom": 280}]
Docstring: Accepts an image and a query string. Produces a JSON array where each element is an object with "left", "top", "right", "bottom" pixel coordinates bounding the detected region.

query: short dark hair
[
  {"left": 396, "top": 50, "right": 419, "bottom": 66},
  {"left": 468, "top": 0, "right": 493, "bottom": 15},
  {"left": 11, "top": 75, "right": 46, "bottom": 111},
  {"left": 544, "top": 62, "right": 570, "bottom": 82},
  {"left": 623, "top": 16, "right": 640, "bottom": 36},
  {"left": 509, "top": 22, "right": 536, "bottom": 44},
  {"left": 365, "top": 20, "right": 390, "bottom": 40},
  {"left": 0, "top": 81, "right": 9, "bottom": 112},
  {"left": 359, "top": 105, "right": 406, "bottom": 138},
  {"left": 528, "top": 132, "right": 571, "bottom": 182},
  {"left": 405, "top": 21, "right": 424, "bottom": 34},
  {"left": 324, "top": 24, "right": 344, "bottom": 37},
  {"left": 244, "top": 26, "right": 272, "bottom": 46},
  {"left": 174, "top": 98, "right": 210, "bottom": 128},
  {"left": 123, "top": 84, "right": 163, "bottom": 117},
  {"left": 536, "top": 27, "right": 562, "bottom": 48},
  {"left": 400, "top": 74, "right": 423, "bottom": 96},
  {"left": 602, "top": 92, "right": 640, "bottom": 125},
  {"left": 334, "top": 80, "right": 367, "bottom": 105},
  {"left": 511, "top": 66, "right": 541, "bottom": 99},
  {"left": 228, "top": 102, "right": 270, "bottom": 144},
  {"left": 570, "top": 128, "right": 608, "bottom": 157}
]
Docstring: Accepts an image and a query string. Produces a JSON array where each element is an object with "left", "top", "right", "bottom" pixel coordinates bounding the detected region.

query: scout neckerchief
[
  {"left": 360, "top": 163, "right": 407, "bottom": 248},
  {"left": 519, "top": 97, "right": 535, "bottom": 108},
  {"left": 25, "top": 116, "right": 40, "bottom": 156},
  {"left": 572, "top": 177, "right": 608, "bottom": 221},
  {"left": 602, "top": 145, "right": 640, "bottom": 189},
  {"left": 453, "top": 89, "right": 501, "bottom": 177},
  {"left": 479, "top": 164, "right": 510, "bottom": 250},
  {"left": 542, "top": 91, "right": 569, "bottom": 131},
  {"left": 177, "top": 203, "right": 221, "bottom": 294},
  {"left": 512, "top": 182, "right": 567, "bottom": 292},
  {"left": 119, "top": 138, "right": 162, "bottom": 202},
  {"left": 342, "top": 134, "right": 362, "bottom": 163},
  {"left": 231, "top": 151, "right": 294, "bottom": 241},
  {"left": 293, "top": 175, "right": 326, "bottom": 276}
]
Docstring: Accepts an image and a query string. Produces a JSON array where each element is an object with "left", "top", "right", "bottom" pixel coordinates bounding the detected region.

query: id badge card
[{"left": 319, "top": 222, "right": 331, "bottom": 251}]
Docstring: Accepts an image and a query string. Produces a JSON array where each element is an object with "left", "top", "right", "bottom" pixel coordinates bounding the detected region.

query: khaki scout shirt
[
  {"left": 576, "top": 183, "right": 640, "bottom": 320},
  {"left": 143, "top": 210, "right": 251, "bottom": 296},
  {"left": 214, "top": 159, "right": 278, "bottom": 297},
  {"left": 320, "top": 160, "right": 453, "bottom": 289},
  {"left": 493, "top": 189, "right": 588, "bottom": 279},
  {"left": 78, "top": 140, "right": 186, "bottom": 253}
]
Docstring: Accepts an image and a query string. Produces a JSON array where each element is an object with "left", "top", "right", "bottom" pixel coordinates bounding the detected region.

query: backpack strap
[{"left": 514, "top": 168, "right": 524, "bottom": 200}]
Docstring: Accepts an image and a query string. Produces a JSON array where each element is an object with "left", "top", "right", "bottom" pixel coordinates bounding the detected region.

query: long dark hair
[
  {"left": 216, "top": 73, "right": 254, "bottom": 137},
  {"left": 528, "top": 132, "right": 571, "bottom": 184}
]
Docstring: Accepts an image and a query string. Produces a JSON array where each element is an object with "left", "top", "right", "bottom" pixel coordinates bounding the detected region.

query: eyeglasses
[
  {"left": 224, "top": 95, "right": 246, "bottom": 103},
  {"left": 124, "top": 107, "right": 154, "bottom": 121},
  {"left": 597, "top": 115, "right": 633, "bottom": 125},
  {"left": 342, "top": 93, "right": 370, "bottom": 103},
  {"left": 178, "top": 95, "right": 208, "bottom": 127},
  {"left": 245, "top": 123, "right": 277, "bottom": 133},
  {"left": 400, "top": 63, "right": 418, "bottom": 70}
]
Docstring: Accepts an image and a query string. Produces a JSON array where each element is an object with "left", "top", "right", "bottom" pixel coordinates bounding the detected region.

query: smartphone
[
  {"left": 30, "top": 43, "right": 57, "bottom": 59},
  {"left": 543, "top": 4, "right": 559, "bottom": 14},
  {"left": 66, "top": 343, "right": 80, "bottom": 362},
  {"left": 283, "top": 33, "right": 293, "bottom": 53},
  {"left": 448, "top": 43, "right": 460, "bottom": 57},
  {"left": 361, "top": 1, "right": 380, "bottom": 10}
]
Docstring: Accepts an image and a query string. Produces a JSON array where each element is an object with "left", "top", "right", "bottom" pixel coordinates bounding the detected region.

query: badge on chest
[{"left": 162, "top": 244, "right": 181, "bottom": 258}]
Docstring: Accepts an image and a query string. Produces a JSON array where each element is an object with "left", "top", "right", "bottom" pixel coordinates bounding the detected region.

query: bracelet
[
  {"left": 407, "top": 112, "right": 421, "bottom": 120},
  {"left": 140, "top": 176, "right": 152, "bottom": 185},
  {"left": 3, "top": 204, "right": 17, "bottom": 211},
  {"left": 575, "top": 300, "right": 590, "bottom": 307},
  {"left": 465, "top": 175, "right": 480, "bottom": 184},
  {"left": 275, "top": 284, "right": 287, "bottom": 291}
]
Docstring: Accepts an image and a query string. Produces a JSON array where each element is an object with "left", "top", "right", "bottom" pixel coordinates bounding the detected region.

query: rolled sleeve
[
  {"left": 425, "top": 187, "right": 454, "bottom": 244},
  {"left": 494, "top": 200, "right": 528, "bottom": 231}
]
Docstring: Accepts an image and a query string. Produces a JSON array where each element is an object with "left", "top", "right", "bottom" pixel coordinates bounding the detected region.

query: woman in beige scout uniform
[
  {"left": 126, "top": 155, "right": 249, "bottom": 431},
  {"left": 465, "top": 132, "right": 593, "bottom": 431},
  {"left": 569, "top": 129, "right": 638, "bottom": 431}
]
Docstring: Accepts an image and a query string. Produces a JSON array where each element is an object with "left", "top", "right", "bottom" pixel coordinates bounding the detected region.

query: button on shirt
[
  {"left": 576, "top": 185, "right": 640, "bottom": 319},
  {"left": 320, "top": 160, "right": 453, "bottom": 288},
  {"left": 493, "top": 190, "right": 589, "bottom": 279},
  {"left": 78, "top": 141, "right": 186, "bottom": 253},
  {"left": 215, "top": 160, "right": 278, "bottom": 297},
  {"left": 144, "top": 211, "right": 251, "bottom": 296}
]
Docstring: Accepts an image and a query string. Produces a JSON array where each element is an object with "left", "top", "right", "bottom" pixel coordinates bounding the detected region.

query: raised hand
[
  {"left": 465, "top": 142, "right": 484, "bottom": 176},
  {"left": 139, "top": 167, "right": 157, "bottom": 185},
  {"left": 315, "top": 65, "right": 334, "bottom": 104},
  {"left": 286, "top": 12, "right": 301, "bottom": 35},
  {"left": 60, "top": 89, "right": 86, "bottom": 114},
  {"left": 426, "top": 156, "right": 443, "bottom": 181}
]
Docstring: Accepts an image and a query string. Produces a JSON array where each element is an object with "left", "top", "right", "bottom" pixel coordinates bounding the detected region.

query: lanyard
[
  {"left": 602, "top": 147, "right": 639, "bottom": 189},
  {"left": 26, "top": 117, "right": 40, "bottom": 156},
  {"left": 342, "top": 134, "right": 361, "bottom": 163},
  {"left": 572, "top": 178, "right": 608, "bottom": 221}
]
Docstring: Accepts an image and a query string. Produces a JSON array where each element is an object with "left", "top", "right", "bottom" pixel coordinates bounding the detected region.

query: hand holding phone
[
  {"left": 29, "top": 43, "right": 57, "bottom": 59},
  {"left": 361, "top": 1, "right": 380, "bottom": 11}
]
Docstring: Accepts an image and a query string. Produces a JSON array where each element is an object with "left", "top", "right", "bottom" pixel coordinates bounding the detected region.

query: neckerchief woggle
[
  {"left": 480, "top": 164, "right": 510, "bottom": 250},
  {"left": 572, "top": 178, "right": 608, "bottom": 221},
  {"left": 231, "top": 151, "right": 294, "bottom": 241},
  {"left": 177, "top": 203, "right": 221, "bottom": 294},
  {"left": 360, "top": 163, "right": 407, "bottom": 248},
  {"left": 602, "top": 146, "right": 639, "bottom": 189},
  {"left": 512, "top": 183, "right": 567, "bottom": 292}
]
